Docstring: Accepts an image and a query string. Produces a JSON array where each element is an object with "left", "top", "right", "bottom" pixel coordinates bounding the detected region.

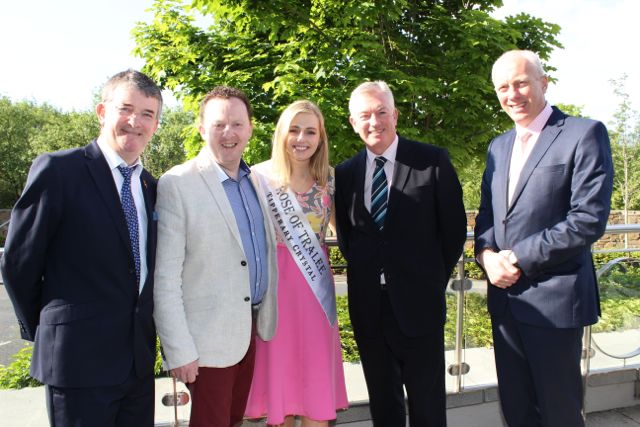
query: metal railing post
[{"left": 447, "top": 253, "right": 471, "bottom": 392}]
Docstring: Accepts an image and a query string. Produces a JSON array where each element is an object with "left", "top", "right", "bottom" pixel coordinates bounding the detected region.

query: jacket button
[
  {"left": 241, "top": 260, "right": 247, "bottom": 266},
  {"left": 244, "top": 297, "right": 250, "bottom": 302}
]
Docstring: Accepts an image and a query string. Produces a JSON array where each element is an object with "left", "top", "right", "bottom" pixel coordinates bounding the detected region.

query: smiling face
[
  {"left": 285, "top": 112, "right": 321, "bottom": 165},
  {"left": 96, "top": 84, "right": 160, "bottom": 165},
  {"left": 199, "top": 96, "right": 253, "bottom": 176},
  {"left": 493, "top": 54, "right": 548, "bottom": 127},
  {"left": 349, "top": 89, "right": 398, "bottom": 155}
]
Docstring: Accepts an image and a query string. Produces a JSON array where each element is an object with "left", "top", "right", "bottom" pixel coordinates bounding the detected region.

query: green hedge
[{"left": 0, "top": 346, "right": 41, "bottom": 389}]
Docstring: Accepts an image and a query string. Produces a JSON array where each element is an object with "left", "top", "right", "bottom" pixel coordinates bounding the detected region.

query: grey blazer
[{"left": 154, "top": 148, "right": 277, "bottom": 369}]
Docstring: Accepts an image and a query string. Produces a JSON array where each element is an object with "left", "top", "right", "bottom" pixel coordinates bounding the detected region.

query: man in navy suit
[
  {"left": 1, "top": 70, "right": 162, "bottom": 427},
  {"left": 335, "top": 81, "right": 467, "bottom": 426},
  {"left": 475, "top": 50, "right": 613, "bottom": 426}
]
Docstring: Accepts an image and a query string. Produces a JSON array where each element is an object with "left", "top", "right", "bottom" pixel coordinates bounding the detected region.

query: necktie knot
[
  {"left": 375, "top": 156, "right": 387, "bottom": 168},
  {"left": 117, "top": 165, "right": 136, "bottom": 181}
]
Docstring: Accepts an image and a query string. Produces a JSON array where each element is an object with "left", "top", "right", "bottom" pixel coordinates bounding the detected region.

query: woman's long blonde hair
[{"left": 270, "top": 100, "right": 330, "bottom": 188}]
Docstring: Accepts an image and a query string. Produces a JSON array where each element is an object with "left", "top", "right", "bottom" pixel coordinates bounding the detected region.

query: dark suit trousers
[
  {"left": 45, "top": 369, "right": 154, "bottom": 427},
  {"left": 492, "top": 308, "right": 584, "bottom": 427},
  {"left": 355, "top": 290, "right": 446, "bottom": 427}
]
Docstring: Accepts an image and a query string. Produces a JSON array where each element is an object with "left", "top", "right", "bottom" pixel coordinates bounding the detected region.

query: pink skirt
[{"left": 245, "top": 244, "right": 348, "bottom": 424}]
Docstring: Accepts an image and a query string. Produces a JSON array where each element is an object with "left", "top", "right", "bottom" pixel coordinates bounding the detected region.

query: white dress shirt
[
  {"left": 96, "top": 138, "right": 148, "bottom": 292},
  {"left": 364, "top": 135, "right": 398, "bottom": 284},
  {"left": 364, "top": 135, "right": 398, "bottom": 212}
]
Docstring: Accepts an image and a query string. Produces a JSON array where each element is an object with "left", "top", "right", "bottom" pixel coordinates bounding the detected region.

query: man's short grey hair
[
  {"left": 349, "top": 81, "right": 395, "bottom": 114},
  {"left": 101, "top": 69, "right": 163, "bottom": 118},
  {"left": 491, "top": 50, "right": 546, "bottom": 83}
]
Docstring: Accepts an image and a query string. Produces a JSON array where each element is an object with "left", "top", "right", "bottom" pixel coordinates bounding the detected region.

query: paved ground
[
  {"left": 1, "top": 375, "right": 639, "bottom": 426},
  {"left": 0, "top": 283, "right": 27, "bottom": 367}
]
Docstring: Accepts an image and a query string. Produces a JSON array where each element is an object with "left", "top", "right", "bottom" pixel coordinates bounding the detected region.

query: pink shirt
[{"left": 508, "top": 103, "right": 553, "bottom": 204}]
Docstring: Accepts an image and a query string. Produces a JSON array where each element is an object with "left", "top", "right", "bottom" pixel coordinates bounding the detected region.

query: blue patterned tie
[
  {"left": 371, "top": 156, "right": 388, "bottom": 231},
  {"left": 117, "top": 165, "right": 140, "bottom": 285}
]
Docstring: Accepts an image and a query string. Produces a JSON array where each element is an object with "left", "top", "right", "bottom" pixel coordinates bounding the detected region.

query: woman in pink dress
[{"left": 246, "top": 100, "right": 348, "bottom": 426}]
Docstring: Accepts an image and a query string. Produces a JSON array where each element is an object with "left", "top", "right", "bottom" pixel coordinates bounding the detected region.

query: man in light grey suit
[
  {"left": 154, "top": 86, "right": 277, "bottom": 427},
  {"left": 475, "top": 50, "right": 613, "bottom": 426}
]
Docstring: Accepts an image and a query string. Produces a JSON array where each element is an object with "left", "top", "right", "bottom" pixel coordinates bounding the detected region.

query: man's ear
[
  {"left": 349, "top": 116, "right": 357, "bottom": 133},
  {"left": 95, "top": 102, "right": 106, "bottom": 126}
]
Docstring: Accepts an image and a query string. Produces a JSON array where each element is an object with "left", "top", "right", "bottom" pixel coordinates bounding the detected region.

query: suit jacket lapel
[
  {"left": 140, "top": 172, "right": 155, "bottom": 225},
  {"left": 352, "top": 150, "right": 379, "bottom": 231},
  {"left": 195, "top": 149, "right": 245, "bottom": 250},
  {"left": 386, "top": 138, "right": 410, "bottom": 227},
  {"left": 499, "top": 130, "right": 516, "bottom": 216},
  {"left": 140, "top": 170, "right": 157, "bottom": 297},
  {"left": 390, "top": 138, "right": 411, "bottom": 192},
  {"left": 508, "top": 110, "right": 564, "bottom": 211},
  {"left": 84, "top": 140, "right": 133, "bottom": 257}
]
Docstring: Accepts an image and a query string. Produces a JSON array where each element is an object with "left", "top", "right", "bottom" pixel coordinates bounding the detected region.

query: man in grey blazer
[
  {"left": 153, "top": 86, "right": 277, "bottom": 427},
  {"left": 475, "top": 50, "right": 613, "bottom": 426}
]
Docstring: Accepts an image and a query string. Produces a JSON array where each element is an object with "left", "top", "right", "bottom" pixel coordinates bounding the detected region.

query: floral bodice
[{"left": 275, "top": 173, "right": 335, "bottom": 245}]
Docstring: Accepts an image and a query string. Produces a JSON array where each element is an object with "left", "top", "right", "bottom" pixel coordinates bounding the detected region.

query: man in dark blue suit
[
  {"left": 335, "top": 81, "right": 467, "bottom": 426},
  {"left": 1, "top": 70, "right": 162, "bottom": 426},
  {"left": 475, "top": 50, "right": 614, "bottom": 426}
]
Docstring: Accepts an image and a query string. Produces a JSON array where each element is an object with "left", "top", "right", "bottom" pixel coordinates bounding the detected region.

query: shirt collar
[
  {"left": 96, "top": 137, "right": 143, "bottom": 171},
  {"left": 366, "top": 134, "right": 399, "bottom": 165},
  {"left": 516, "top": 103, "right": 553, "bottom": 138},
  {"left": 211, "top": 157, "right": 251, "bottom": 183}
]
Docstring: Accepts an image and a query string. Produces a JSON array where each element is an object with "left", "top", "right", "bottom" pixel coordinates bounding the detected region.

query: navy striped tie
[
  {"left": 371, "top": 156, "right": 388, "bottom": 231},
  {"left": 117, "top": 165, "right": 140, "bottom": 286}
]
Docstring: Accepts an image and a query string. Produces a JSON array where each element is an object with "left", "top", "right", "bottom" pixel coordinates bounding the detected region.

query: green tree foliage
[
  {"left": 458, "top": 156, "right": 484, "bottom": 211},
  {"left": 0, "top": 99, "right": 100, "bottom": 207},
  {"left": 554, "top": 103, "right": 584, "bottom": 118},
  {"left": 0, "top": 98, "right": 193, "bottom": 208},
  {"left": 142, "top": 107, "right": 195, "bottom": 177},
  {"left": 608, "top": 75, "right": 640, "bottom": 212},
  {"left": 0, "top": 98, "right": 50, "bottom": 206},
  {"left": 30, "top": 110, "right": 100, "bottom": 155},
  {"left": 132, "top": 0, "right": 561, "bottom": 170}
]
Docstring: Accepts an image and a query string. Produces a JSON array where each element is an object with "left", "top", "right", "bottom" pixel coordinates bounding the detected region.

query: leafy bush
[
  {"left": 0, "top": 345, "right": 41, "bottom": 388},
  {"left": 329, "top": 246, "right": 346, "bottom": 274},
  {"left": 0, "top": 341, "right": 167, "bottom": 390},
  {"left": 336, "top": 296, "right": 359, "bottom": 362},
  {"left": 464, "top": 247, "right": 485, "bottom": 280},
  {"left": 592, "top": 256, "right": 640, "bottom": 333}
]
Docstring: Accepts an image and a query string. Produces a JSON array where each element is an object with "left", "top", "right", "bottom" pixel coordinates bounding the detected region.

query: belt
[{"left": 251, "top": 303, "right": 261, "bottom": 318}]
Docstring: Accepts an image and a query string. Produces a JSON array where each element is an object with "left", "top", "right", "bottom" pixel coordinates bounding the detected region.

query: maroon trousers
[{"left": 188, "top": 321, "right": 257, "bottom": 427}]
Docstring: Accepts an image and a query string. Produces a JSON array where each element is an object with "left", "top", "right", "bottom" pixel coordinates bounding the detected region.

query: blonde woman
[{"left": 246, "top": 100, "right": 348, "bottom": 426}]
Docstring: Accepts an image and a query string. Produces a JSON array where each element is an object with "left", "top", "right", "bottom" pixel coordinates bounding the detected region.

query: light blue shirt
[{"left": 214, "top": 160, "right": 269, "bottom": 304}]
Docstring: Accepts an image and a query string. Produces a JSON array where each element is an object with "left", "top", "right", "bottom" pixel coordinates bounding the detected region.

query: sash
[{"left": 256, "top": 172, "right": 337, "bottom": 325}]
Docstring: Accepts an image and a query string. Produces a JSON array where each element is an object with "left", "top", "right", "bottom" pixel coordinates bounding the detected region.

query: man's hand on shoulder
[
  {"left": 477, "top": 249, "right": 521, "bottom": 289},
  {"left": 171, "top": 359, "right": 199, "bottom": 384}
]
